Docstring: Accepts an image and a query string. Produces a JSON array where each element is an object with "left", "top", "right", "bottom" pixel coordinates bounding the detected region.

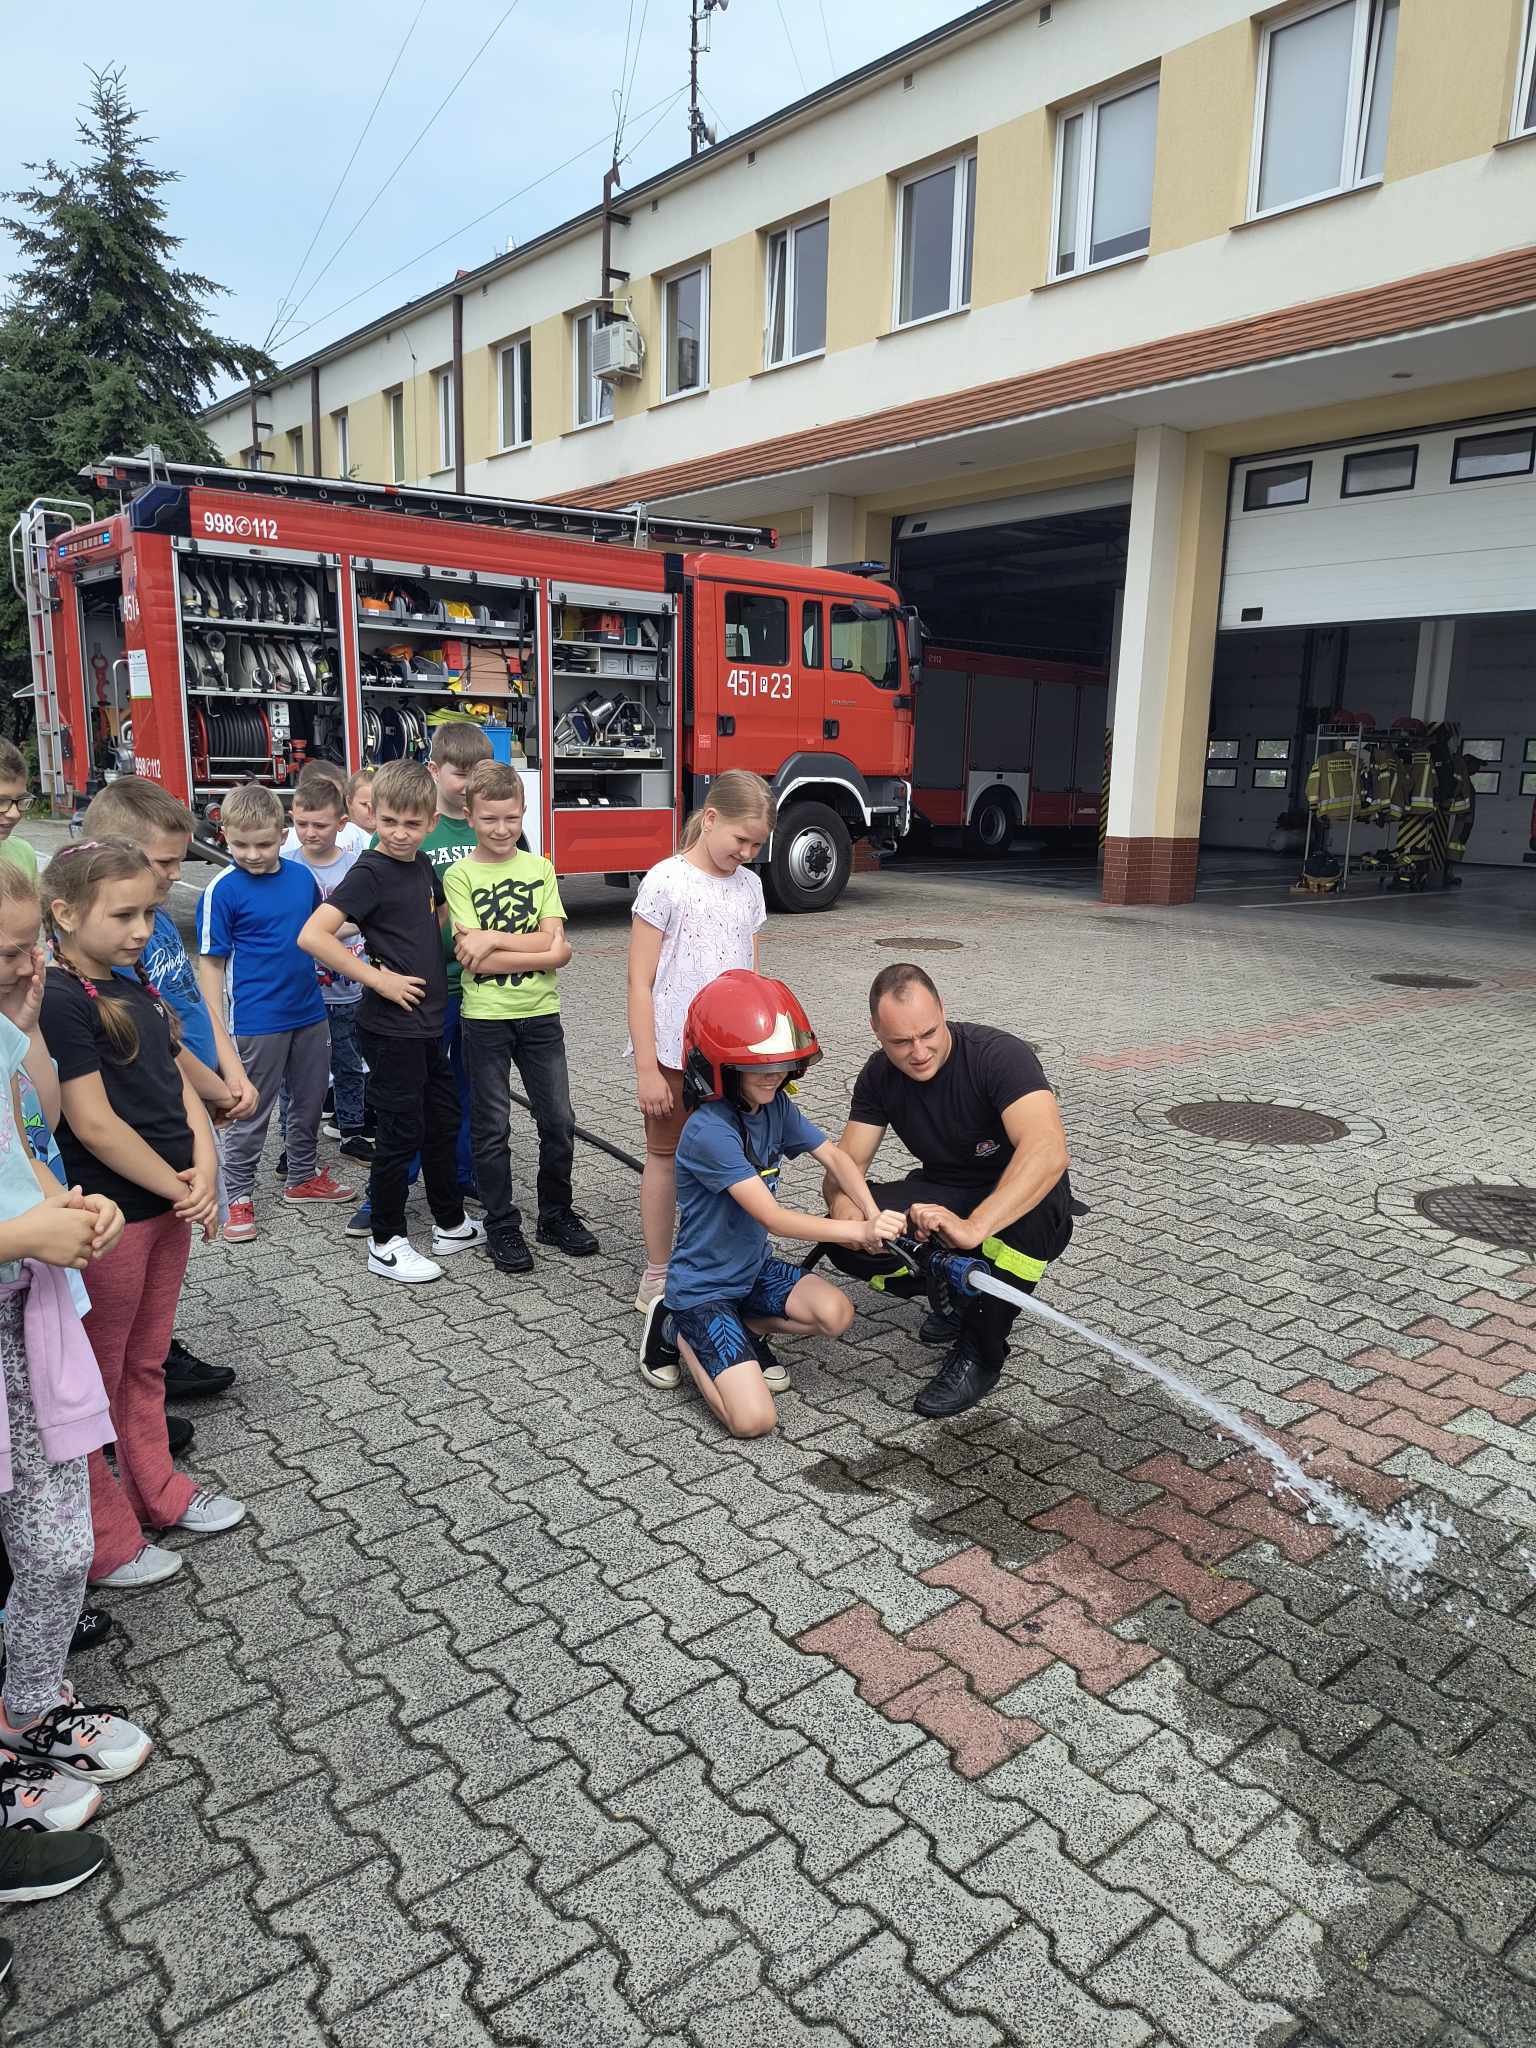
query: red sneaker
[
  {"left": 224, "top": 1199, "right": 256, "bottom": 1242},
  {"left": 283, "top": 1170, "right": 354, "bottom": 1204}
]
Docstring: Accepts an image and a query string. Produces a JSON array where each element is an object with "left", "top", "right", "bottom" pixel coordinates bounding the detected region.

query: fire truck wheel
[
  {"left": 964, "top": 787, "right": 1018, "bottom": 858},
  {"left": 765, "top": 801, "right": 853, "bottom": 914}
]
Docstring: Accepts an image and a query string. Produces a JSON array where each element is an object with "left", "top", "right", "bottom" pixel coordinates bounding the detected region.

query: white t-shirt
[
  {"left": 281, "top": 819, "right": 369, "bottom": 858},
  {"left": 291, "top": 844, "right": 366, "bottom": 1004},
  {"left": 630, "top": 854, "right": 766, "bottom": 1069}
]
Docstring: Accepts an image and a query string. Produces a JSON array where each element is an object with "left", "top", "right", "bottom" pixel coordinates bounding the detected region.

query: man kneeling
[{"left": 640, "top": 970, "right": 903, "bottom": 1438}]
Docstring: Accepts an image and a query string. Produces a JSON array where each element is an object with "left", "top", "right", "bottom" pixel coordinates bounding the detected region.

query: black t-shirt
[
  {"left": 41, "top": 970, "right": 196, "bottom": 1223},
  {"left": 851, "top": 1020, "right": 1070, "bottom": 1201},
  {"left": 327, "top": 850, "right": 448, "bottom": 1038}
]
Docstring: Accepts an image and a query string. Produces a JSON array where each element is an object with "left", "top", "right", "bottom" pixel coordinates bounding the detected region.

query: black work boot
[
  {"left": 912, "top": 1340, "right": 1002, "bottom": 1418},
  {"left": 917, "top": 1305, "right": 963, "bottom": 1347}
]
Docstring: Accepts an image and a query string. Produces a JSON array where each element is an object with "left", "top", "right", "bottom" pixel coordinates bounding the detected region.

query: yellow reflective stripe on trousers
[
  {"left": 870, "top": 1266, "right": 914, "bottom": 1293},
  {"left": 981, "top": 1237, "right": 1048, "bottom": 1284}
]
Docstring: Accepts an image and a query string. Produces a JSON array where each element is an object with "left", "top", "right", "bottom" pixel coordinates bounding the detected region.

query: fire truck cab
[{"left": 11, "top": 457, "right": 917, "bottom": 912}]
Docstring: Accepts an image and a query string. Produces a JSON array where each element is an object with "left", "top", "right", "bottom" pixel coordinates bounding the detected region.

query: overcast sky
[{"left": 3, "top": 0, "right": 974, "bottom": 391}]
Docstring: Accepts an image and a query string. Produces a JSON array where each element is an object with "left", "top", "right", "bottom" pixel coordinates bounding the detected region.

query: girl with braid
[{"left": 39, "top": 844, "right": 245, "bottom": 1591}]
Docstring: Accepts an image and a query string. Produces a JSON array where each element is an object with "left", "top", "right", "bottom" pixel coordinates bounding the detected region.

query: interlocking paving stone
[
  {"left": 416, "top": 1851, "right": 597, "bottom": 2009},
  {"left": 794, "top": 1931, "right": 1002, "bottom": 2048},
  {"left": 948, "top": 1924, "right": 1155, "bottom": 2048},
  {"left": 967, "top": 1817, "right": 1154, "bottom": 1973}
]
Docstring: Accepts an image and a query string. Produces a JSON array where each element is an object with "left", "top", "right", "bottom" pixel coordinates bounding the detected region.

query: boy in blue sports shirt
[
  {"left": 197, "top": 784, "right": 353, "bottom": 1241},
  {"left": 639, "top": 970, "right": 903, "bottom": 1438}
]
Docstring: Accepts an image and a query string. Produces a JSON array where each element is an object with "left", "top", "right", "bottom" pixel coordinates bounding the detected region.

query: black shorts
[{"left": 669, "top": 1257, "right": 803, "bottom": 1380}]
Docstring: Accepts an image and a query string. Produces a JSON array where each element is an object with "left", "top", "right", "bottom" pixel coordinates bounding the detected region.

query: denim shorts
[{"left": 669, "top": 1257, "right": 803, "bottom": 1380}]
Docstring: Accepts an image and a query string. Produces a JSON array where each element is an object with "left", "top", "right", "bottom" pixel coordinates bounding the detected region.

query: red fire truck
[{"left": 11, "top": 456, "right": 917, "bottom": 912}]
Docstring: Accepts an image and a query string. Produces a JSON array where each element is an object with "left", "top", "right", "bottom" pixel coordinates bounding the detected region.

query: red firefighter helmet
[{"left": 682, "top": 970, "right": 822, "bottom": 1107}]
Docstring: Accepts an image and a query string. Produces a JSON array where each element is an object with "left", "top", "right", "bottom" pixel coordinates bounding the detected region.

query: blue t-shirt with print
[
  {"left": 667, "top": 1092, "right": 826, "bottom": 1310},
  {"left": 121, "top": 906, "right": 218, "bottom": 1068},
  {"left": 198, "top": 859, "right": 325, "bottom": 1036}
]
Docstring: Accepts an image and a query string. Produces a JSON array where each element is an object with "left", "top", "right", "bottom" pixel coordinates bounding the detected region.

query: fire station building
[{"left": 204, "top": 0, "right": 1536, "bottom": 903}]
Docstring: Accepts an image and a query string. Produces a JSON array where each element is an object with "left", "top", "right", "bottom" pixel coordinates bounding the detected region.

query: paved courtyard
[{"left": 8, "top": 849, "right": 1536, "bottom": 2046}]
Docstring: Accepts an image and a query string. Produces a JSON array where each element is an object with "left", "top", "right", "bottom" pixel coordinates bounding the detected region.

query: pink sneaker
[
  {"left": 224, "top": 1199, "right": 256, "bottom": 1242},
  {"left": 283, "top": 1170, "right": 354, "bottom": 1204}
]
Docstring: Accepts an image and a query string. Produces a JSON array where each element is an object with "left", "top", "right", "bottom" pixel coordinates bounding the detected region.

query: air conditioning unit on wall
[{"left": 592, "top": 319, "right": 645, "bottom": 381}]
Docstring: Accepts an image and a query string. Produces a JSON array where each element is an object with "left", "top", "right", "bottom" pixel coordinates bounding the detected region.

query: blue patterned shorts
[{"left": 669, "top": 1258, "right": 804, "bottom": 1380}]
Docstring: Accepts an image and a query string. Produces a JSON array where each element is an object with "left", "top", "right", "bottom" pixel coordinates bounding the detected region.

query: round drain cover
[
  {"left": 1166, "top": 1101, "right": 1349, "bottom": 1146},
  {"left": 874, "top": 936, "right": 964, "bottom": 950},
  {"left": 1415, "top": 1184, "right": 1536, "bottom": 1250},
  {"left": 1375, "top": 972, "right": 1480, "bottom": 990}
]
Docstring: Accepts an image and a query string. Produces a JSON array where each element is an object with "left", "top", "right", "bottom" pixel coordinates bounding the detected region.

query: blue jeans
[{"left": 326, "top": 1003, "right": 368, "bottom": 1134}]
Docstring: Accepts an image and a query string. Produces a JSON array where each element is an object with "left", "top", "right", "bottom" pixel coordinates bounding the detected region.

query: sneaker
[
  {"left": 345, "top": 1202, "right": 373, "bottom": 1239},
  {"left": 0, "top": 1687, "right": 152, "bottom": 1784},
  {"left": 536, "top": 1211, "right": 600, "bottom": 1258},
  {"left": 0, "top": 1825, "right": 107, "bottom": 1903},
  {"left": 274, "top": 1149, "right": 288, "bottom": 1179},
  {"left": 163, "top": 1339, "right": 235, "bottom": 1398},
  {"left": 321, "top": 1121, "right": 343, "bottom": 1140},
  {"left": 368, "top": 1235, "right": 441, "bottom": 1285},
  {"left": 485, "top": 1225, "right": 533, "bottom": 1275},
  {"left": 166, "top": 1414, "right": 195, "bottom": 1459},
  {"left": 752, "top": 1333, "right": 791, "bottom": 1395},
  {"left": 431, "top": 1217, "right": 486, "bottom": 1258},
  {"left": 224, "top": 1199, "right": 256, "bottom": 1242},
  {"left": 639, "top": 1296, "right": 682, "bottom": 1390},
  {"left": 912, "top": 1341, "right": 1002, "bottom": 1419},
  {"left": 634, "top": 1265, "right": 667, "bottom": 1313},
  {"left": 338, "top": 1135, "right": 374, "bottom": 1162},
  {"left": 92, "top": 1544, "right": 182, "bottom": 1591},
  {"left": 283, "top": 1169, "right": 354, "bottom": 1204},
  {"left": 172, "top": 1489, "right": 247, "bottom": 1535},
  {"left": 69, "top": 1609, "right": 112, "bottom": 1658},
  {"left": 0, "top": 1755, "right": 101, "bottom": 1831}
]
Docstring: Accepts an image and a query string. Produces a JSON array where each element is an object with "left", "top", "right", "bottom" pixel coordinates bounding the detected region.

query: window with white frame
[
  {"left": 664, "top": 264, "right": 709, "bottom": 396},
  {"left": 573, "top": 311, "right": 614, "bottom": 428},
  {"left": 765, "top": 215, "right": 829, "bottom": 366},
  {"left": 1515, "top": 0, "right": 1536, "bottom": 136},
  {"left": 497, "top": 336, "right": 532, "bottom": 450},
  {"left": 1053, "top": 76, "right": 1159, "bottom": 276},
  {"left": 332, "top": 408, "right": 350, "bottom": 478},
  {"left": 387, "top": 387, "right": 406, "bottom": 482},
  {"left": 286, "top": 426, "right": 305, "bottom": 474},
  {"left": 895, "top": 153, "right": 976, "bottom": 326},
  {"left": 434, "top": 367, "right": 455, "bottom": 471},
  {"left": 1251, "top": 0, "right": 1399, "bottom": 218}
]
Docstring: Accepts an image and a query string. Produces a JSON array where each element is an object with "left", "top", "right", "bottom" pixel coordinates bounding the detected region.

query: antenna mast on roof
[{"left": 689, "top": 0, "right": 728, "bottom": 154}]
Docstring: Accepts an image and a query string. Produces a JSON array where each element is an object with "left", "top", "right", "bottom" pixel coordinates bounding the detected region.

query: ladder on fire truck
[{"left": 8, "top": 496, "right": 94, "bottom": 803}]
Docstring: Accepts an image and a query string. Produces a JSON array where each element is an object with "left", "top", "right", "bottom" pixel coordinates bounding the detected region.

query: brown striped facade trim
[{"left": 555, "top": 243, "right": 1536, "bottom": 512}]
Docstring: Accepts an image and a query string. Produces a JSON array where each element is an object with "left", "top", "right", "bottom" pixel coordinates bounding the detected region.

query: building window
[
  {"left": 724, "top": 591, "right": 787, "bottom": 663},
  {"left": 1341, "top": 444, "right": 1417, "bottom": 496},
  {"left": 663, "top": 264, "right": 709, "bottom": 397},
  {"left": 332, "top": 409, "right": 350, "bottom": 479},
  {"left": 1451, "top": 426, "right": 1536, "bottom": 483},
  {"left": 573, "top": 311, "right": 614, "bottom": 428},
  {"left": 1516, "top": 1, "right": 1536, "bottom": 135},
  {"left": 765, "top": 216, "right": 829, "bottom": 366},
  {"left": 387, "top": 387, "right": 406, "bottom": 482},
  {"left": 1250, "top": 0, "right": 1399, "bottom": 218},
  {"left": 1053, "top": 76, "right": 1159, "bottom": 277},
  {"left": 286, "top": 427, "right": 305, "bottom": 474},
  {"left": 895, "top": 153, "right": 976, "bottom": 326},
  {"left": 434, "top": 368, "right": 455, "bottom": 472},
  {"left": 1243, "top": 461, "right": 1312, "bottom": 510},
  {"left": 498, "top": 336, "right": 532, "bottom": 450}
]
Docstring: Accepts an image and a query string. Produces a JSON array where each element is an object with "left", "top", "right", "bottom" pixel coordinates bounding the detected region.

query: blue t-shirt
[
  {"left": 119, "top": 907, "right": 218, "bottom": 1069},
  {"left": 198, "top": 859, "right": 325, "bottom": 1036},
  {"left": 668, "top": 1092, "right": 826, "bottom": 1310}
]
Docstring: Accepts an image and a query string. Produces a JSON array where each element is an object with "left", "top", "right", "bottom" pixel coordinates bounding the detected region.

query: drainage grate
[
  {"left": 1415, "top": 1183, "right": 1536, "bottom": 1249},
  {"left": 875, "top": 936, "right": 964, "bottom": 950},
  {"left": 1166, "top": 1101, "right": 1350, "bottom": 1146},
  {"left": 1375, "top": 972, "right": 1480, "bottom": 990}
]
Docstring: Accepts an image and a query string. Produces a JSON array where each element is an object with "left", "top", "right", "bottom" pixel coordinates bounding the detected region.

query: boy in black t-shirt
[{"left": 299, "top": 761, "right": 485, "bottom": 1286}]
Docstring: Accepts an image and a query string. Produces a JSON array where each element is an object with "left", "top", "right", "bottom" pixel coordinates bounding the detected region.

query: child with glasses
[{"left": 0, "top": 743, "right": 36, "bottom": 886}]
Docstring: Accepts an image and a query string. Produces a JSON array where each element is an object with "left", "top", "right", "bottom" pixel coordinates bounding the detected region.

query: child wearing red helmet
[{"left": 638, "top": 970, "right": 904, "bottom": 1437}]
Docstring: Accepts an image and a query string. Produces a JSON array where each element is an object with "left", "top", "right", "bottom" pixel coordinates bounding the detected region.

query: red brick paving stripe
[
  {"left": 1015, "top": 1597, "right": 1161, "bottom": 1697},
  {"left": 1349, "top": 1379, "right": 1476, "bottom": 1430},
  {"left": 1420, "top": 1343, "right": 1535, "bottom": 1391},
  {"left": 1406, "top": 1319, "right": 1502, "bottom": 1358},
  {"left": 1291, "top": 1411, "right": 1396, "bottom": 1467},
  {"left": 1459, "top": 1290, "right": 1536, "bottom": 1328},
  {"left": 1127, "top": 1453, "right": 1246, "bottom": 1516},
  {"left": 1118, "top": 1539, "right": 1255, "bottom": 1624},
  {"left": 1458, "top": 1316, "right": 1536, "bottom": 1358},
  {"left": 1305, "top": 1451, "right": 1412, "bottom": 1512},
  {"left": 1344, "top": 1346, "right": 1455, "bottom": 1393},
  {"left": 1366, "top": 1409, "right": 1479, "bottom": 1465},
  {"left": 1127, "top": 1497, "right": 1250, "bottom": 1563},
  {"left": 1031, "top": 1497, "right": 1160, "bottom": 1566},
  {"left": 919, "top": 1547, "right": 1055, "bottom": 1629},
  {"left": 1213, "top": 1492, "right": 1336, "bottom": 1563},
  {"left": 1286, "top": 1379, "right": 1395, "bottom": 1428},
  {"left": 796, "top": 1604, "right": 944, "bottom": 1708},
  {"left": 907, "top": 1600, "right": 1056, "bottom": 1701},
  {"left": 1013, "top": 1543, "right": 1150, "bottom": 1626},
  {"left": 1434, "top": 1375, "right": 1536, "bottom": 1427},
  {"left": 1488, "top": 1341, "right": 1536, "bottom": 1376},
  {"left": 881, "top": 1667, "right": 1043, "bottom": 1778},
  {"left": 1508, "top": 1266, "right": 1536, "bottom": 1288}
]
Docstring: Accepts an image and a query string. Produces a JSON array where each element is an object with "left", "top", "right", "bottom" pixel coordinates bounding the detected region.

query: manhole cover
[
  {"left": 1166, "top": 1101, "right": 1350, "bottom": 1146},
  {"left": 1375, "top": 972, "right": 1480, "bottom": 990},
  {"left": 1415, "top": 1183, "right": 1536, "bottom": 1249},
  {"left": 874, "top": 936, "right": 964, "bottom": 950}
]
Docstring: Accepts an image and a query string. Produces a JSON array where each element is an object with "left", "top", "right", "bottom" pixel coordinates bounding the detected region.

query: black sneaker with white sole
[
  {"left": 486, "top": 1225, "right": 534, "bottom": 1275},
  {"left": 536, "top": 1211, "right": 599, "bottom": 1258},
  {"left": 0, "top": 1826, "right": 107, "bottom": 1902}
]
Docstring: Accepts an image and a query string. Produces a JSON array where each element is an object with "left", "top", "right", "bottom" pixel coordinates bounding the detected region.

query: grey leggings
[
  {"left": 0, "top": 1296, "right": 92, "bottom": 1720},
  {"left": 223, "top": 1021, "right": 331, "bottom": 1200}
]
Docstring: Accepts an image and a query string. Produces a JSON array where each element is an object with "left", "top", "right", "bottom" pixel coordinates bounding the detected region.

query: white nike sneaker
[
  {"left": 367, "top": 1235, "right": 442, "bottom": 1284},
  {"left": 431, "top": 1217, "right": 487, "bottom": 1258}
]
